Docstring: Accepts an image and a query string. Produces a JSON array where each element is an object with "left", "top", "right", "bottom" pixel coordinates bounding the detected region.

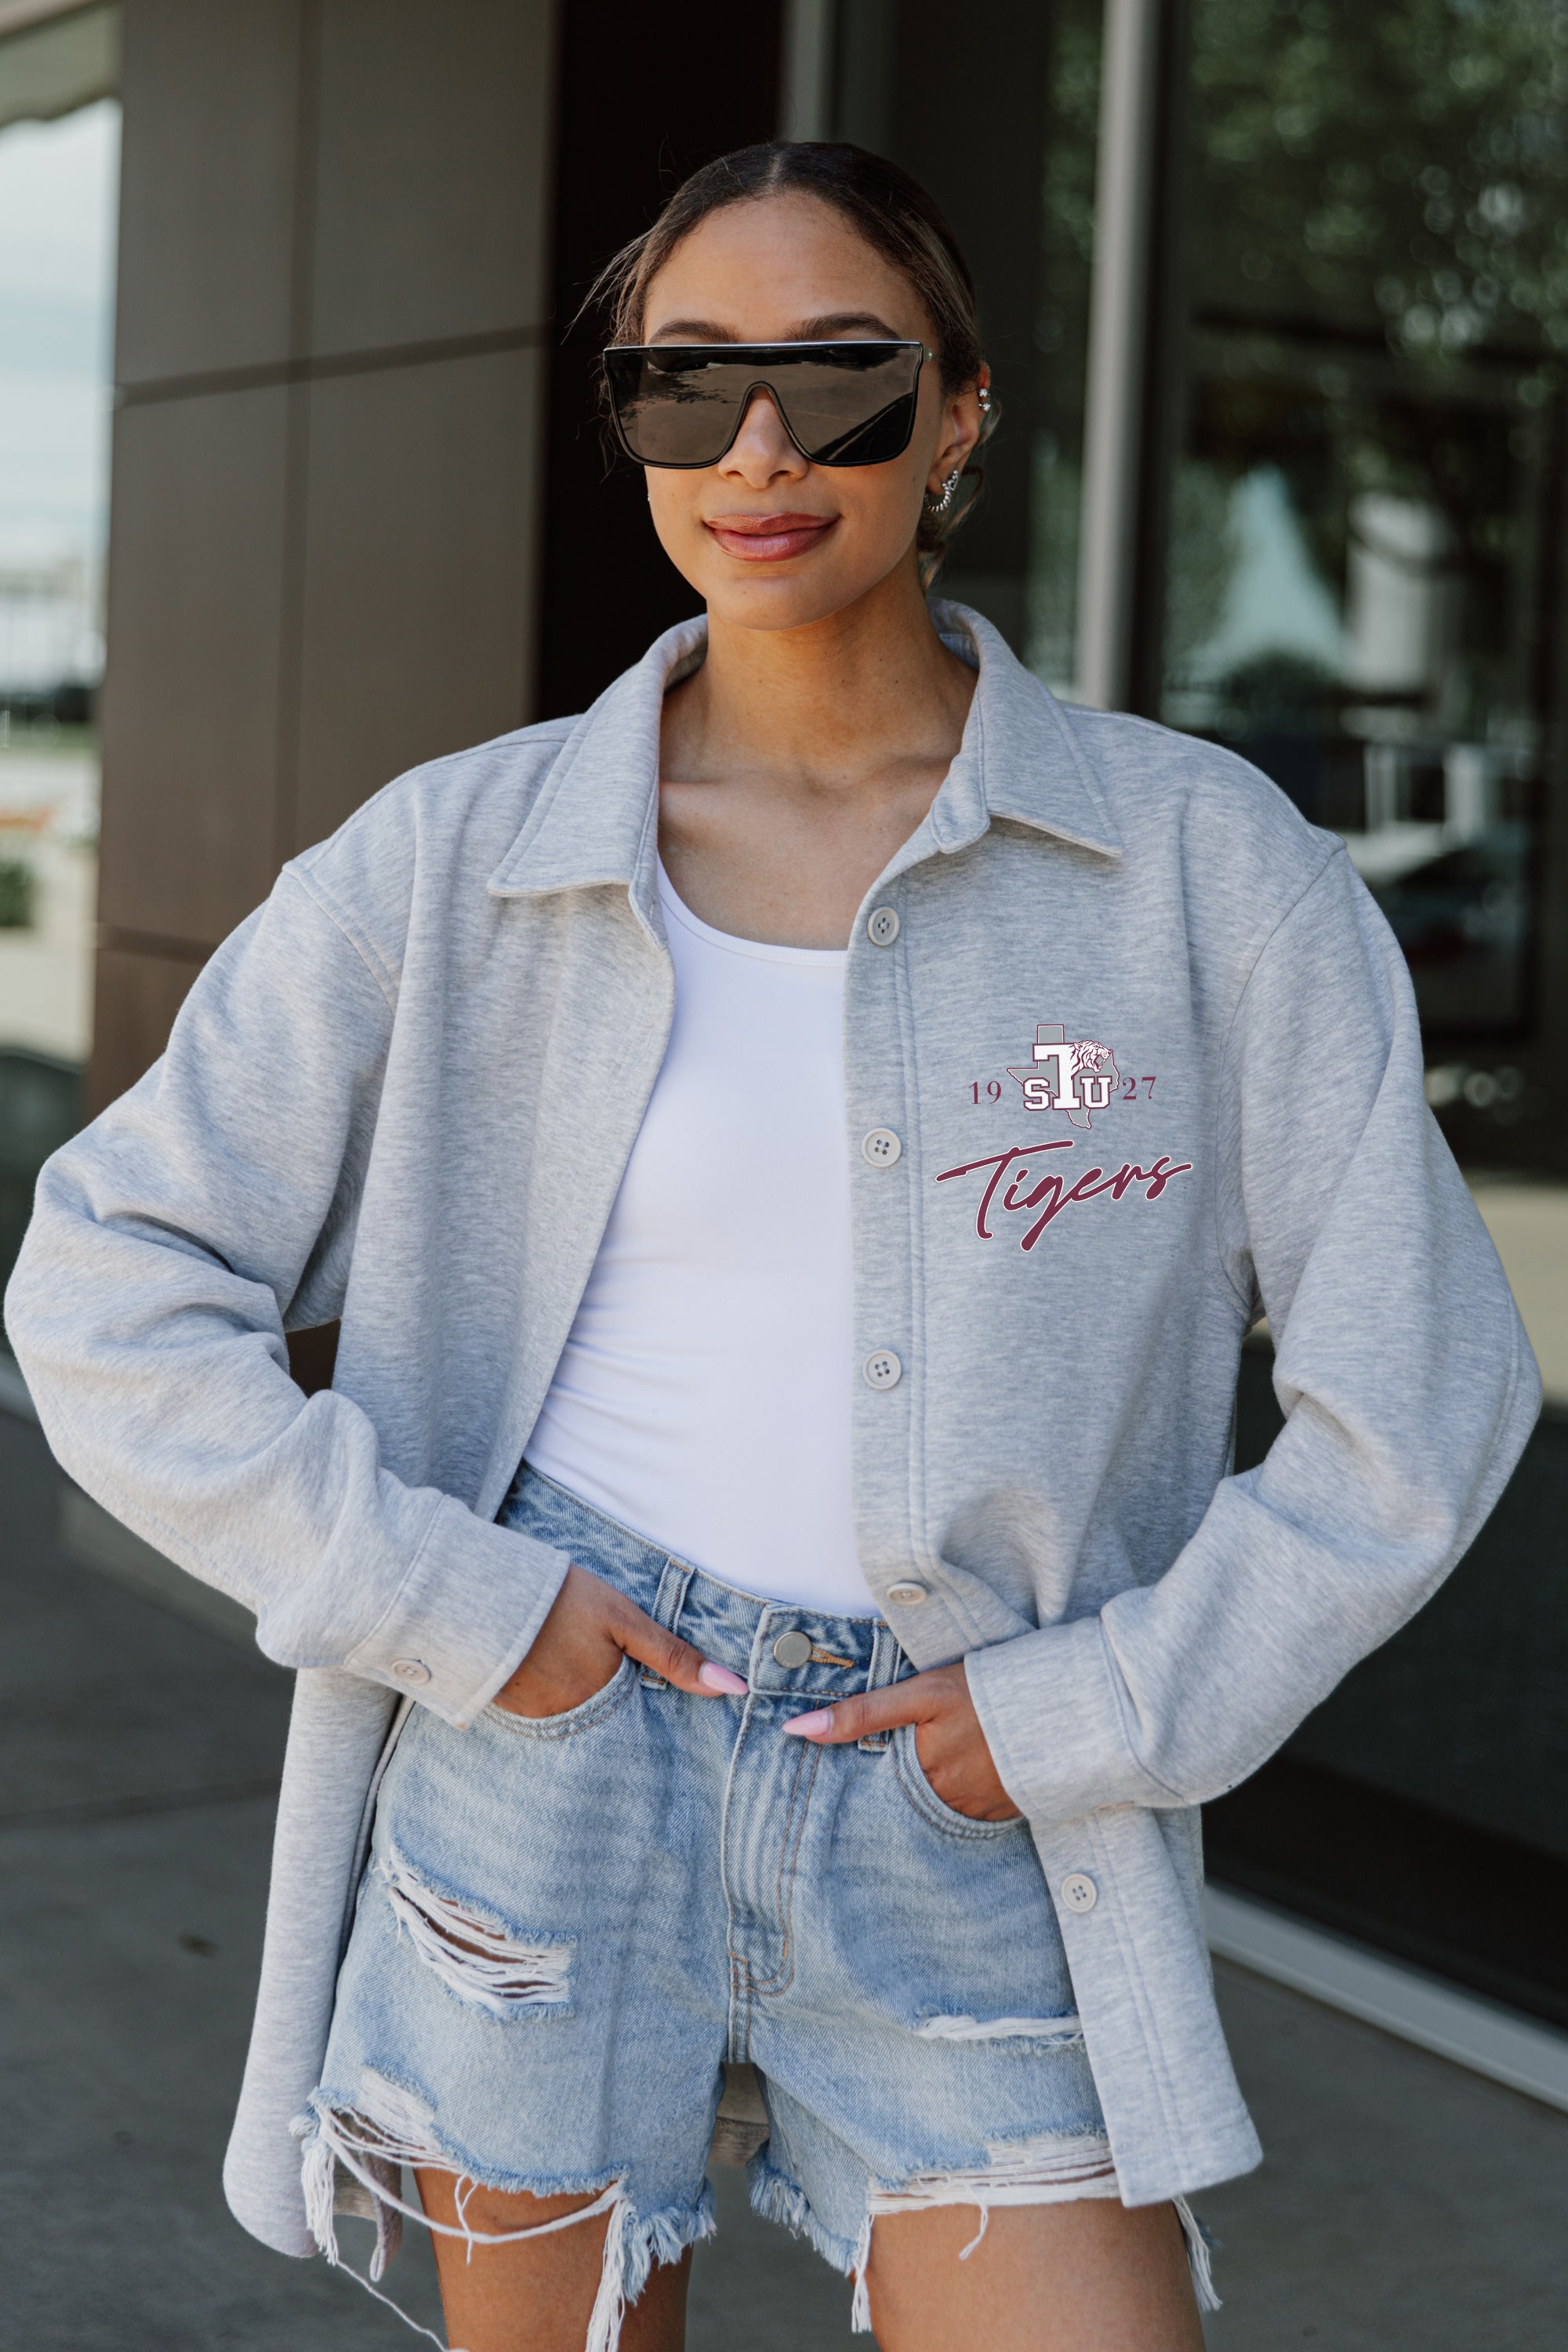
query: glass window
[
  {"left": 1162, "top": 0, "right": 1568, "bottom": 2015},
  {"left": 0, "top": 8, "right": 119, "bottom": 1335},
  {"left": 1163, "top": 0, "right": 1568, "bottom": 1044}
]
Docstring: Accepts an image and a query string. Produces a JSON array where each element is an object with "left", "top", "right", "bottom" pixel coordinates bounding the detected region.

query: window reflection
[
  {"left": 1167, "top": 346, "right": 1544, "bottom": 1033},
  {"left": 1181, "top": 0, "right": 1568, "bottom": 2008},
  {"left": 1165, "top": 0, "right": 1568, "bottom": 1048},
  {"left": 0, "top": 33, "right": 118, "bottom": 1327}
]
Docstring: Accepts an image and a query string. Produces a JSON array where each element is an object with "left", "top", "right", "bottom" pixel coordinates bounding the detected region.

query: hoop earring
[{"left": 924, "top": 471, "right": 960, "bottom": 520}]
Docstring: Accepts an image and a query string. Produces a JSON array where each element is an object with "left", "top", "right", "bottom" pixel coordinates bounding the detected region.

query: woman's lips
[{"left": 706, "top": 512, "right": 837, "bottom": 563}]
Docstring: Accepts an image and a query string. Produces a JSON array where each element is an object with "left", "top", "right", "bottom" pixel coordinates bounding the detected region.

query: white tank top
[{"left": 525, "top": 860, "right": 877, "bottom": 1614}]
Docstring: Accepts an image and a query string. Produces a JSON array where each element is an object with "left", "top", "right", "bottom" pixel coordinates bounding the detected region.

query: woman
[{"left": 7, "top": 143, "right": 1537, "bottom": 2352}]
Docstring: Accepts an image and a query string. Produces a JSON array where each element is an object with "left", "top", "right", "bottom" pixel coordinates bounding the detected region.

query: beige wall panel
[
  {"left": 97, "top": 387, "right": 289, "bottom": 945},
  {"left": 308, "top": 0, "right": 555, "bottom": 358},
  {"left": 115, "top": 0, "right": 303, "bottom": 386},
  {"left": 289, "top": 345, "right": 543, "bottom": 848},
  {"left": 87, "top": 944, "right": 206, "bottom": 1116}
]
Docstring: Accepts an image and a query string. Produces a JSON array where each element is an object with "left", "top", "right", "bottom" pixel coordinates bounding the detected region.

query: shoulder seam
[{"left": 281, "top": 865, "right": 399, "bottom": 1014}]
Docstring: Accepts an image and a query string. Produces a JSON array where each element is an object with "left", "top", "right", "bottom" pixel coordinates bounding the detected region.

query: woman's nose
[{"left": 721, "top": 387, "right": 807, "bottom": 482}]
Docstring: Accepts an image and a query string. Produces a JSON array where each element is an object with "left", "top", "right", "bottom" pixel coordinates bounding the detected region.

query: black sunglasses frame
[{"left": 602, "top": 339, "right": 933, "bottom": 470}]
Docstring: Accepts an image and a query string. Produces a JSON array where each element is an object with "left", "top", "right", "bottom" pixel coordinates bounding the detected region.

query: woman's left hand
[{"left": 781, "top": 1662, "right": 1022, "bottom": 1822}]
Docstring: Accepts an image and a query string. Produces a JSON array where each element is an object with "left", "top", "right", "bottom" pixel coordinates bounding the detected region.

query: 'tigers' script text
[{"left": 936, "top": 1142, "right": 1195, "bottom": 1253}]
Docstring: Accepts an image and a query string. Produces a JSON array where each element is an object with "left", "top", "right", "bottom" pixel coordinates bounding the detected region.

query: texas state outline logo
[
  {"left": 938, "top": 1018, "right": 1191, "bottom": 1251},
  {"left": 1006, "top": 1022, "right": 1120, "bottom": 1130}
]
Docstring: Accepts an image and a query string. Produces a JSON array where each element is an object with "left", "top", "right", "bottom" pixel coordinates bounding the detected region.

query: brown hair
[{"left": 586, "top": 141, "right": 996, "bottom": 583}]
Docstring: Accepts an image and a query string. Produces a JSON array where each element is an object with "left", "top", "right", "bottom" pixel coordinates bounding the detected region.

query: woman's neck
[
  {"left": 660, "top": 560, "right": 975, "bottom": 798},
  {"left": 655, "top": 561, "right": 979, "bottom": 950}
]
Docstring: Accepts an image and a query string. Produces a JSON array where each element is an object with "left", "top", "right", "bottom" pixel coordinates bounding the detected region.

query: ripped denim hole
[
  {"left": 378, "top": 1842, "right": 572, "bottom": 2019},
  {"left": 848, "top": 2129, "right": 1122, "bottom": 2333},
  {"left": 914, "top": 2010, "right": 1086, "bottom": 2047}
]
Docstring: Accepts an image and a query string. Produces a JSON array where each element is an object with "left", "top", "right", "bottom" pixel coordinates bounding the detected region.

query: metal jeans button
[{"left": 771, "top": 1630, "right": 813, "bottom": 1668}]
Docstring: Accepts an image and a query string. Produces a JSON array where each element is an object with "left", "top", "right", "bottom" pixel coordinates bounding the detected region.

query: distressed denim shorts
[{"left": 299, "top": 1468, "right": 1166, "bottom": 2344}]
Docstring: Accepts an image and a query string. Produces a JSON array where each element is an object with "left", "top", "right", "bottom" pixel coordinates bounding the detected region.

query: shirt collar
[{"left": 488, "top": 600, "right": 1121, "bottom": 922}]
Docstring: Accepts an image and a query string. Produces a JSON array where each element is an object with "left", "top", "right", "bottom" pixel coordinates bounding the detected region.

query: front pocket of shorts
[
  {"left": 482, "top": 1653, "right": 638, "bottom": 1740},
  {"left": 891, "top": 1722, "right": 1025, "bottom": 1840}
]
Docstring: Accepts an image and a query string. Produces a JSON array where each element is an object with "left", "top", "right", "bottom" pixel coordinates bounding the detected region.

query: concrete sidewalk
[{"left": 5, "top": 1405, "right": 1566, "bottom": 2349}]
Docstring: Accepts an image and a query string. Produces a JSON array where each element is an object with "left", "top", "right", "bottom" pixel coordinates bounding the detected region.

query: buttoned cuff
[
  {"left": 965, "top": 1617, "right": 1181, "bottom": 1826},
  {"left": 343, "top": 1494, "right": 571, "bottom": 1728}
]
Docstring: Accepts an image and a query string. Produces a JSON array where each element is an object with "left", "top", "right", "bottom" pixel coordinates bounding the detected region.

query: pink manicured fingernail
[
  {"left": 782, "top": 1709, "right": 833, "bottom": 1738},
  {"left": 698, "top": 1662, "right": 748, "bottom": 1695}
]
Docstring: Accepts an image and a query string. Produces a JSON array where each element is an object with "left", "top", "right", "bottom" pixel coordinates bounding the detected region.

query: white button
[
  {"left": 866, "top": 906, "right": 900, "bottom": 946},
  {"left": 1060, "top": 1872, "right": 1098, "bottom": 1914},
  {"left": 861, "top": 1127, "right": 902, "bottom": 1167},
  {"left": 887, "top": 1579, "right": 928, "bottom": 1606},
  {"left": 862, "top": 1349, "right": 902, "bottom": 1390},
  {"left": 391, "top": 1658, "right": 431, "bottom": 1686}
]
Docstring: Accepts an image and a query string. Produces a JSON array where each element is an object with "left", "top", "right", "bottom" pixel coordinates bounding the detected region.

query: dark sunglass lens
[
  {"left": 770, "top": 350, "right": 922, "bottom": 466},
  {"left": 804, "top": 393, "right": 920, "bottom": 465},
  {"left": 608, "top": 351, "right": 750, "bottom": 466}
]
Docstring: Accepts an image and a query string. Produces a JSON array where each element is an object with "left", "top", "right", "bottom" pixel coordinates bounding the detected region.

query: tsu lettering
[
  {"left": 1007, "top": 1022, "right": 1121, "bottom": 1130},
  {"left": 937, "top": 1143, "right": 1194, "bottom": 1254}
]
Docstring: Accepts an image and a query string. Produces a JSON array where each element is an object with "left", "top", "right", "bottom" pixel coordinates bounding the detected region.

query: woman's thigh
[
  {"left": 416, "top": 2171, "right": 692, "bottom": 2352},
  {"left": 865, "top": 2197, "right": 1205, "bottom": 2352}
]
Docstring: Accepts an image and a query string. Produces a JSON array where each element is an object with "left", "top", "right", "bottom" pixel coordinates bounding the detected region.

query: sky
[{"left": 0, "top": 98, "right": 119, "bottom": 575}]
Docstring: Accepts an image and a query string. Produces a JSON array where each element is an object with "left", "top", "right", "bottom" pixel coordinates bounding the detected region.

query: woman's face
[{"left": 635, "top": 192, "right": 985, "bottom": 633}]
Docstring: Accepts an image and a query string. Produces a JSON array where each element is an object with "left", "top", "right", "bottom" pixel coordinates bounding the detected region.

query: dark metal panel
[
  {"left": 96, "top": 387, "right": 291, "bottom": 946},
  {"left": 307, "top": 0, "right": 556, "bottom": 361},
  {"left": 288, "top": 345, "right": 543, "bottom": 851},
  {"left": 114, "top": 0, "right": 303, "bottom": 386}
]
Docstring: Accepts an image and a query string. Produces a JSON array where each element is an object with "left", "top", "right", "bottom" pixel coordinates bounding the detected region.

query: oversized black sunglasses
[{"left": 602, "top": 339, "right": 931, "bottom": 469}]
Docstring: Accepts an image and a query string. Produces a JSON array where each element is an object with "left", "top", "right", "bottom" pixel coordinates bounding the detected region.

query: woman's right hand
[{"left": 492, "top": 1562, "right": 748, "bottom": 1717}]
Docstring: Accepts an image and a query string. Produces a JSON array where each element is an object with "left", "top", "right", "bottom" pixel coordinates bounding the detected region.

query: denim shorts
[{"left": 299, "top": 1468, "right": 1133, "bottom": 2343}]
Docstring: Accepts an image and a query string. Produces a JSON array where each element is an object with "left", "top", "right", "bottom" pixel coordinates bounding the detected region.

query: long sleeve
[
  {"left": 966, "top": 849, "right": 1541, "bottom": 1827},
  {"left": 4, "top": 865, "right": 569, "bottom": 1727}
]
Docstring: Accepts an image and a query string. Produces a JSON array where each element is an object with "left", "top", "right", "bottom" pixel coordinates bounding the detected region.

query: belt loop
[
  {"left": 640, "top": 1557, "right": 694, "bottom": 1688},
  {"left": 858, "top": 1621, "right": 899, "bottom": 1752}
]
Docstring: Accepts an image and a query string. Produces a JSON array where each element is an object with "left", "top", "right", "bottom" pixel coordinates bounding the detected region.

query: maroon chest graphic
[{"left": 942, "top": 1015, "right": 1192, "bottom": 1251}]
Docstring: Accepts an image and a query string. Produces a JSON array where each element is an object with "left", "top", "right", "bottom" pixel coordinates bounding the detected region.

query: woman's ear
[{"left": 927, "top": 361, "right": 990, "bottom": 496}]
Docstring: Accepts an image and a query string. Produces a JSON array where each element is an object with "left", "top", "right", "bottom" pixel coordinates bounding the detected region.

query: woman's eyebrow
[
  {"left": 646, "top": 319, "right": 735, "bottom": 343},
  {"left": 793, "top": 312, "right": 906, "bottom": 339},
  {"left": 643, "top": 313, "right": 909, "bottom": 345}
]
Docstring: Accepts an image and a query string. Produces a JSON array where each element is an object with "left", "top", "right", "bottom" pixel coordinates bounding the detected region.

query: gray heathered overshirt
[{"left": 5, "top": 604, "right": 1538, "bottom": 2246}]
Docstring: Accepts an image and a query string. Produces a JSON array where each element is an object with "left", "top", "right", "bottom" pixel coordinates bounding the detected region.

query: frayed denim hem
[
  {"left": 292, "top": 2097, "right": 716, "bottom": 2351},
  {"left": 746, "top": 2151, "right": 861, "bottom": 2277},
  {"left": 744, "top": 2140, "right": 1219, "bottom": 2330}
]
